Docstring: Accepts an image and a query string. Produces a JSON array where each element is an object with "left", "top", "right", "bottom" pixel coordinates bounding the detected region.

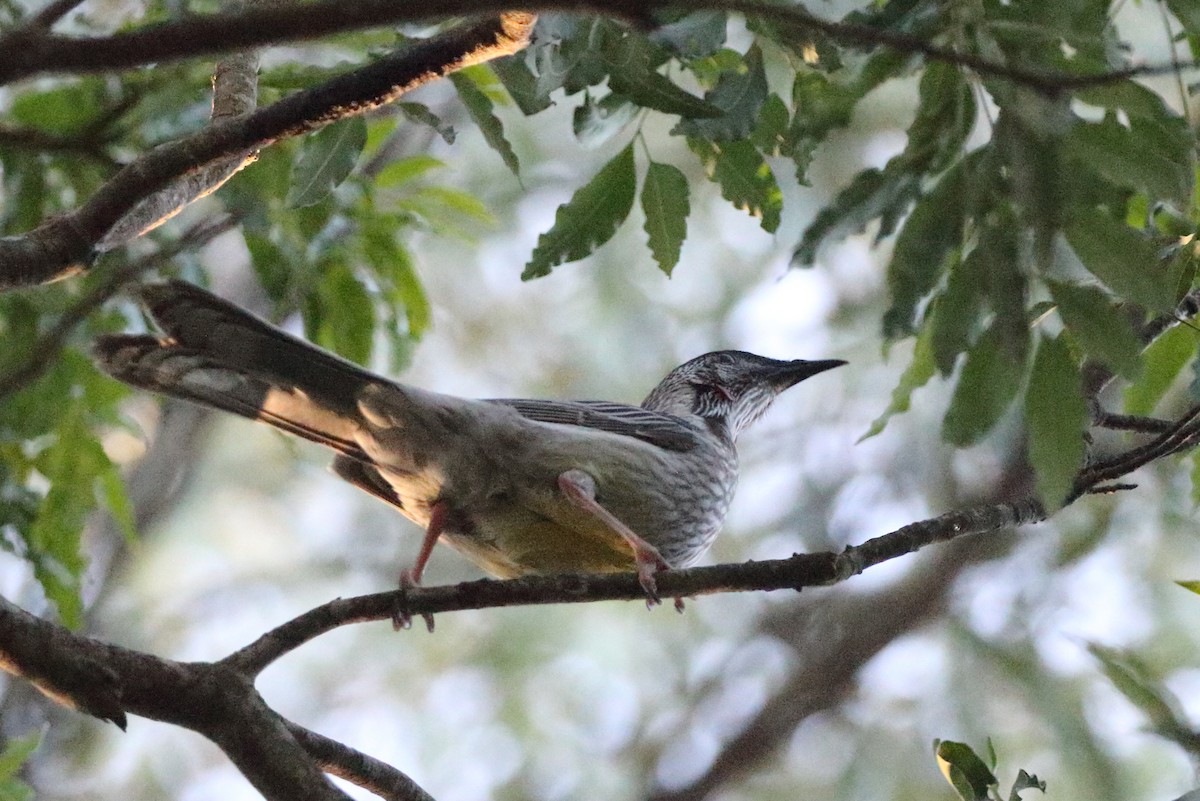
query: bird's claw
[{"left": 393, "top": 569, "right": 435, "bottom": 632}]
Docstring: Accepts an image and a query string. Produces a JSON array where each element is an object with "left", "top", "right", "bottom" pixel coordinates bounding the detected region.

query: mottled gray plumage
[{"left": 94, "top": 281, "right": 844, "bottom": 591}]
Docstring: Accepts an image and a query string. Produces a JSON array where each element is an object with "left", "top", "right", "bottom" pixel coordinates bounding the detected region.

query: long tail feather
[{"left": 94, "top": 281, "right": 377, "bottom": 460}]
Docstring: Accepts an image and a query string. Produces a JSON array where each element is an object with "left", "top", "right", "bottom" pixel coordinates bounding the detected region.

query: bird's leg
[
  {"left": 393, "top": 501, "right": 447, "bottom": 632},
  {"left": 557, "top": 469, "right": 671, "bottom": 607}
]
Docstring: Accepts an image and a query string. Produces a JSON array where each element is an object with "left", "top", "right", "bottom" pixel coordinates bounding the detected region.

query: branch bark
[{"left": 0, "top": 13, "right": 536, "bottom": 290}]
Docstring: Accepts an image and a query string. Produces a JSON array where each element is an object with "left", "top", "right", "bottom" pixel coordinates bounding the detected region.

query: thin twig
[{"left": 1094, "top": 412, "right": 1177, "bottom": 434}]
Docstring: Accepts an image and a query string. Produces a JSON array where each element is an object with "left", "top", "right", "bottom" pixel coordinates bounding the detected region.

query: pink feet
[{"left": 557, "top": 469, "right": 678, "bottom": 609}]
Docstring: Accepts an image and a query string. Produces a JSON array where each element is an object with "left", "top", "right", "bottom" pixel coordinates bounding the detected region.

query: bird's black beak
[{"left": 773, "top": 358, "right": 847, "bottom": 388}]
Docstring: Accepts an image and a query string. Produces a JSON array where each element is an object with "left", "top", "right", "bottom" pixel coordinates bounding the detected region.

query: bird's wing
[{"left": 488, "top": 398, "right": 700, "bottom": 452}]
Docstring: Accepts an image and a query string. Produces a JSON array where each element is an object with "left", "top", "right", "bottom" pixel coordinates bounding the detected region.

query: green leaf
[
  {"left": 934, "top": 740, "right": 996, "bottom": 801},
  {"left": 883, "top": 154, "right": 972, "bottom": 338},
  {"left": 1066, "top": 208, "right": 1178, "bottom": 312},
  {"left": 312, "top": 263, "right": 375, "bottom": 365},
  {"left": 396, "top": 103, "right": 456, "bottom": 143},
  {"left": 286, "top": 117, "right": 367, "bottom": 208},
  {"left": 362, "top": 220, "right": 430, "bottom": 338},
  {"left": 573, "top": 92, "right": 639, "bottom": 149},
  {"left": 1166, "top": 0, "right": 1200, "bottom": 32},
  {"left": 860, "top": 323, "right": 936, "bottom": 441},
  {"left": 649, "top": 11, "right": 727, "bottom": 58},
  {"left": 1025, "top": 334, "right": 1088, "bottom": 511},
  {"left": 1088, "top": 644, "right": 1189, "bottom": 741},
  {"left": 1049, "top": 281, "right": 1142, "bottom": 379},
  {"left": 1190, "top": 450, "right": 1200, "bottom": 508},
  {"left": 523, "top": 143, "right": 637, "bottom": 279},
  {"left": 374, "top": 155, "right": 445, "bottom": 189},
  {"left": 450, "top": 68, "right": 520, "bottom": 176},
  {"left": 1125, "top": 324, "right": 1195, "bottom": 415},
  {"left": 27, "top": 406, "right": 114, "bottom": 628},
  {"left": 641, "top": 162, "right": 690, "bottom": 275},
  {"left": 491, "top": 55, "right": 553, "bottom": 115},
  {"left": 942, "top": 321, "right": 1029, "bottom": 446},
  {"left": 0, "top": 728, "right": 42, "bottom": 782},
  {"left": 1065, "top": 115, "right": 1193, "bottom": 207},
  {"left": 674, "top": 44, "right": 768, "bottom": 140},
  {"left": 1177, "top": 579, "right": 1200, "bottom": 595},
  {"left": 0, "top": 728, "right": 41, "bottom": 801},
  {"left": 606, "top": 35, "right": 723, "bottom": 119},
  {"left": 749, "top": 93, "right": 789, "bottom": 156},
  {"left": 690, "top": 138, "right": 782, "bottom": 233},
  {"left": 795, "top": 168, "right": 919, "bottom": 264},
  {"left": 929, "top": 251, "right": 985, "bottom": 375}
]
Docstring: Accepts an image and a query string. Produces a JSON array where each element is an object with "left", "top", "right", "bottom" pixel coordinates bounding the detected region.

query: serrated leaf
[
  {"left": 649, "top": 11, "right": 727, "bottom": 58},
  {"left": 491, "top": 54, "right": 553, "bottom": 115},
  {"left": 942, "top": 321, "right": 1029, "bottom": 446},
  {"left": 795, "top": 167, "right": 919, "bottom": 264},
  {"left": 1049, "top": 281, "right": 1142, "bottom": 379},
  {"left": 397, "top": 103, "right": 455, "bottom": 143},
  {"left": 690, "top": 138, "right": 782, "bottom": 232},
  {"left": 1065, "top": 115, "right": 1193, "bottom": 207},
  {"left": 795, "top": 62, "right": 975, "bottom": 265},
  {"left": 523, "top": 144, "right": 636, "bottom": 279},
  {"left": 860, "top": 323, "right": 936, "bottom": 441},
  {"left": 606, "top": 34, "right": 722, "bottom": 118},
  {"left": 884, "top": 155, "right": 971, "bottom": 338},
  {"left": 935, "top": 740, "right": 996, "bottom": 801},
  {"left": 750, "top": 93, "right": 789, "bottom": 155},
  {"left": 674, "top": 44, "right": 768, "bottom": 140},
  {"left": 1066, "top": 208, "right": 1177, "bottom": 312},
  {"left": 641, "top": 162, "right": 689, "bottom": 275},
  {"left": 929, "top": 251, "right": 985, "bottom": 375},
  {"left": 1025, "top": 334, "right": 1087, "bottom": 511},
  {"left": 286, "top": 117, "right": 367, "bottom": 208},
  {"left": 450, "top": 69, "right": 520, "bottom": 176}
]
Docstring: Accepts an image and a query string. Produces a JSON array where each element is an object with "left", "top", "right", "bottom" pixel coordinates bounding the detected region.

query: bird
[{"left": 94, "top": 280, "right": 845, "bottom": 610}]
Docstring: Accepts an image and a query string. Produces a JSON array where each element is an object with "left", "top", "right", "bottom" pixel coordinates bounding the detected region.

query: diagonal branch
[
  {"left": 0, "top": 0, "right": 1191, "bottom": 92},
  {"left": 0, "top": 13, "right": 535, "bottom": 291},
  {"left": 286, "top": 722, "right": 436, "bottom": 801}
]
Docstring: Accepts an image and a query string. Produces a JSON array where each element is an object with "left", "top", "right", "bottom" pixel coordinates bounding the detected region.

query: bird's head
[{"left": 642, "top": 350, "right": 846, "bottom": 440}]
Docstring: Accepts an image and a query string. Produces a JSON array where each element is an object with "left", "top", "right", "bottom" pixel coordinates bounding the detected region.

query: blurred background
[{"left": 2, "top": 3, "right": 1200, "bottom": 801}]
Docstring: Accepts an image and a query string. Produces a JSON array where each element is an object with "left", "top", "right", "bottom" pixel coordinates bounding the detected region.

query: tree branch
[
  {"left": 0, "top": 0, "right": 1190, "bottom": 92},
  {"left": 0, "top": 597, "right": 353, "bottom": 801},
  {"left": 0, "top": 13, "right": 536, "bottom": 290},
  {"left": 286, "top": 722, "right": 436, "bottom": 801},
  {"left": 95, "top": 0, "right": 262, "bottom": 251}
]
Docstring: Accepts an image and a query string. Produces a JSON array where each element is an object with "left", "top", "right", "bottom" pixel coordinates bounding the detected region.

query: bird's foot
[{"left": 393, "top": 568, "right": 435, "bottom": 633}]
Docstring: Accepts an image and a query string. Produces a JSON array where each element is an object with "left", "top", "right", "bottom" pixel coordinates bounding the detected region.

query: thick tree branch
[
  {"left": 0, "top": 597, "right": 356, "bottom": 801},
  {"left": 0, "top": 0, "right": 1189, "bottom": 92},
  {"left": 0, "top": 14, "right": 535, "bottom": 290},
  {"left": 96, "top": 0, "right": 262, "bottom": 251}
]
